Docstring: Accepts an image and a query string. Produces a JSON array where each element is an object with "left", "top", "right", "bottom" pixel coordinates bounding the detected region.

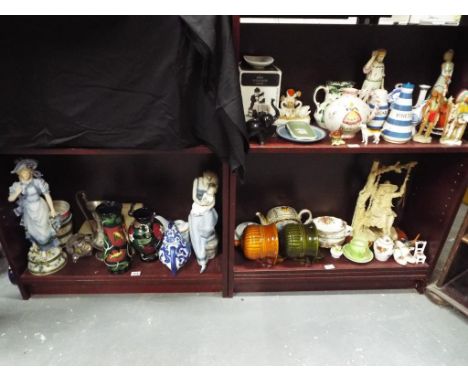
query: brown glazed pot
[{"left": 240, "top": 223, "right": 279, "bottom": 264}]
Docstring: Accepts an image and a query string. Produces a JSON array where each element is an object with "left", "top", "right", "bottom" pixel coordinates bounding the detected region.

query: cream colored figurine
[
  {"left": 277, "top": 88, "right": 311, "bottom": 124},
  {"left": 360, "top": 49, "right": 387, "bottom": 102},
  {"left": 8, "top": 159, "right": 67, "bottom": 276},
  {"left": 352, "top": 161, "right": 417, "bottom": 242},
  {"left": 189, "top": 170, "right": 219, "bottom": 273},
  {"left": 433, "top": 49, "right": 454, "bottom": 96},
  {"left": 440, "top": 90, "right": 468, "bottom": 146}
]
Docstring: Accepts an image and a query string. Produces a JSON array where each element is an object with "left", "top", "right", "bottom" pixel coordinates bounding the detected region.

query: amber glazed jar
[{"left": 241, "top": 223, "right": 279, "bottom": 264}]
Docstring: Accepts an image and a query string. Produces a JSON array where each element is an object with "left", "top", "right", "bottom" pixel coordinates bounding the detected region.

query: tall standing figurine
[
  {"left": 360, "top": 49, "right": 387, "bottom": 102},
  {"left": 189, "top": 171, "right": 219, "bottom": 273},
  {"left": 440, "top": 90, "right": 468, "bottom": 145},
  {"left": 413, "top": 89, "right": 443, "bottom": 143},
  {"left": 432, "top": 49, "right": 454, "bottom": 96},
  {"left": 8, "top": 159, "right": 67, "bottom": 276}
]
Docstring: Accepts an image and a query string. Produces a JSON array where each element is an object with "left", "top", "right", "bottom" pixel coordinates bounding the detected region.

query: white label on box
[
  {"left": 347, "top": 144, "right": 360, "bottom": 148},
  {"left": 130, "top": 271, "right": 141, "bottom": 277},
  {"left": 324, "top": 264, "right": 336, "bottom": 270}
]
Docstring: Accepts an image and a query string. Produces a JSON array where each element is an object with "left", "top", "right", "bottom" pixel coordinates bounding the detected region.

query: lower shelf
[
  {"left": 233, "top": 250, "right": 429, "bottom": 293},
  {"left": 20, "top": 253, "right": 223, "bottom": 297}
]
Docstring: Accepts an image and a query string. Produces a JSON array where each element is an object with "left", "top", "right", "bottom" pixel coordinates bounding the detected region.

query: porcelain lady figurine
[
  {"left": 8, "top": 159, "right": 67, "bottom": 276},
  {"left": 360, "top": 49, "right": 387, "bottom": 102},
  {"left": 433, "top": 49, "right": 454, "bottom": 96},
  {"left": 440, "top": 90, "right": 468, "bottom": 145},
  {"left": 189, "top": 171, "right": 219, "bottom": 273}
]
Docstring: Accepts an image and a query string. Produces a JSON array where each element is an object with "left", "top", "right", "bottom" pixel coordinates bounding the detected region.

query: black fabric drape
[{"left": 0, "top": 16, "right": 248, "bottom": 172}]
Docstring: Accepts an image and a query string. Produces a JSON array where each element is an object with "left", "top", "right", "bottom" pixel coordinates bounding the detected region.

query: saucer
[
  {"left": 276, "top": 124, "right": 326, "bottom": 143},
  {"left": 342, "top": 243, "right": 374, "bottom": 264}
]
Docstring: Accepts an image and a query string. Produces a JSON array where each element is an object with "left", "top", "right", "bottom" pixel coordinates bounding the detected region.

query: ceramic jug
[
  {"left": 128, "top": 207, "right": 164, "bottom": 262},
  {"left": 280, "top": 223, "right": 320, "bottom": 262},
  {"left": 239, "top": 223, "right": 279, "bottom": 264},
  {"left": 256, "top": 206, "right": 313, "bottom": 231},
  {"left": 382, "top": 82, "right": 415, "bottom": 143},
  {"left": 159, "top": 222, "right": 191, "bottom": 275},
  {"left": 323, "top": 88, "right": 377, "bottom": 138},
  {"left": 367, "top": 89, "right": 389, "bottom": 132},
  {"left": 95, "top": 201, "right": 131, "bottom": 273},
  {"left": 313, "top": 81, "right": 355, "bottom": 128}
]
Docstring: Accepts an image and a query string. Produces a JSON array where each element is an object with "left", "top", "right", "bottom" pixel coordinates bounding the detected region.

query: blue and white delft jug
[{"left": 382, "top": 83, "right": 415, "bottom": 144}]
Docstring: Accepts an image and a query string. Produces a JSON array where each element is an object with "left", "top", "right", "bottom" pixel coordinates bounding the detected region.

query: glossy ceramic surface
[
  {"left": 128, "top": 208, "right": 164, "bottom": 262},
  {"left": 276, "top": 124, "right": 326, "bottom": 143},
  {"left": 342, "top": 238, "right": 374, "bottom": 264},
  {"left": 280, "top": 223, "right": 320, "bottom": 262},
  {"left": 241, "top": 223, "right": 279, "bottom": 264},
  {"left": 159, "top": 222, "right": 191, "bottom": 275}
]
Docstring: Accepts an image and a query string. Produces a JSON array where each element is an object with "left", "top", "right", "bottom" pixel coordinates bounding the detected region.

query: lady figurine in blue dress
[
  {"left": 8, "top": 159, "right": 67, "bottom": 275},
  {"left": 189, "top": 171, "right": 219, "bottom": 273}
]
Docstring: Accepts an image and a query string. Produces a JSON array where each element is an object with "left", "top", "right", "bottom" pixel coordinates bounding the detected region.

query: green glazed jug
[{"left": 280, "top": 223, "right": 321, "bottom": 263}]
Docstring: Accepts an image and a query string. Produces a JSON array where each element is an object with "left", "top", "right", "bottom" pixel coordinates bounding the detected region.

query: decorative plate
[
  {"left": 243, "top": 55, "right": 274, "bottom": 69},
  {"left": 276, "top": 124, "right": 327, "bottom": 143}
]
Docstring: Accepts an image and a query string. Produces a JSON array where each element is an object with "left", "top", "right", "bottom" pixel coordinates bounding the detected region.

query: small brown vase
[{"left": 240, "top": 223, "right": 279, "bottom": 264}]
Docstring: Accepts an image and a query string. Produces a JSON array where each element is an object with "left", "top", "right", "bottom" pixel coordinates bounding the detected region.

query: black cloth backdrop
[{"left": 0, "top": 16, "right": 248, "bottom": 173}]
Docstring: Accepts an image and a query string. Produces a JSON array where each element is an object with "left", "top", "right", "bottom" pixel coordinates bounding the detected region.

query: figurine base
[
  {"left": 28, "top": 245, "right": 68, "bottom": 276},
  {"left": 440, "top": 137, "right": 462, "bottom": 146},
  {"left": 412, "top": 134, "right": 432, "bottom": 143}
]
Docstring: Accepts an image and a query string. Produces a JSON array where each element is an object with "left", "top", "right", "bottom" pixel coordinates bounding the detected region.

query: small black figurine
[{"left": 246, "top": 99, "right": 280, "bottom": 145}]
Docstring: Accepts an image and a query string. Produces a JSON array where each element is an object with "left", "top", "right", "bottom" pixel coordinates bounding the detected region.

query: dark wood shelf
[
  {"left": 0, "top": 145, "right": 213, "bottom": 156},
  {"left": 248, "top": 135, "right": 468, "bottom": 154},
  {"left": 233, "top": 249, "right": 428, "bottom": 293},
  {"left": 20, "top": 253, "right": 223, "bottom": 295}
]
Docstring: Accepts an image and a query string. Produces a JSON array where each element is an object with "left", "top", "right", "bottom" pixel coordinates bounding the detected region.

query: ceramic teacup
[{"left": 347, "top": 237, "right": 369, "bottom": 256}]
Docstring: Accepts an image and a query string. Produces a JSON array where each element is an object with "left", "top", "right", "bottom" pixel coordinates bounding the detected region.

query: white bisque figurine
[
  {"left": 432, "top": 49, "right": 454, "bottom": 96},
  {"left": 360, "top": 49, "right": 387, "bottom": 102},
  {"left": 352, "top": 161, "right": 417, "bottom": 242},
  {"left": 8, "top": 159, "right": 67, "bottom": 276},
  {"left": 189, "top": 171, "right": 219, "bottom": 273},
  {"left": 277, "top": 89, "right": 311, "bottom": 124}
]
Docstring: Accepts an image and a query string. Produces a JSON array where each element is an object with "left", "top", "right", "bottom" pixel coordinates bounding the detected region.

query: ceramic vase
[
  {"left": 323, "top": 88, "right": 374, "bottom": 138},
  {"left": 158, "top": 222, "right": 191, "bottom": 275},
  {"left": 280, "top": 223, "right": 320, "bottom": 262},
  {"left": 96, "top": 201, "right": 131, "bottom": 273},
  {"left": 367, "top": 89, "right": 389, "bottom": 132},
  {"left": 240, "top": 223, "right": 279, "bottom": 264},
  {"left": 128, "top": 207, "right": 164, "bottom": 262},
  {"left": 382, "top": 83, "right": 415, "bottom": 143}
]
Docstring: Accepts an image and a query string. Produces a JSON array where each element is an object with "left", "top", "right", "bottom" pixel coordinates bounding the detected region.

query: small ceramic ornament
[
  {"left": 128, "top": 207, "right": 163, "bottom": 262},
  {"left": 360, "top": 49, "right": 387, "bottom": 102},
  {"left": 373, "top": 236, "right": 394, "bottom": 262},
  {"left": 352, "top": 161, "right": 417, "bottom": 242},
  {"left": 432, "top": 49, "right": 454, "bottom": 96},
  {"left": 362, "top": 89, "right": 389, "bottom": 144},
  {"left": 158, "top": 222, "right": 191, "bottom": 275},
  {"left": 440, "top": 90, "right": 468, "bottom": 146},
  {"left": 189, "top": 171, "right": 219, "bottom": 273},
  {"left": 413, "top": 89, "right": 443, "bottom": 143},
  {"left": 8, "top": 159, "right": 67, "bottom": 276},
  {"left": 277, "top": 89, "right": 311, "bottom": 124}
]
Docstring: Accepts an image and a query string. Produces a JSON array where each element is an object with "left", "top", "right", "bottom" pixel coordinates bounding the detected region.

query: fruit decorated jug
[
  {"left": 128, "top": 207, "right": 164, "bottom": 262},
  {"left": 313, "top": 81, "right": 354, "bottom": 128}
]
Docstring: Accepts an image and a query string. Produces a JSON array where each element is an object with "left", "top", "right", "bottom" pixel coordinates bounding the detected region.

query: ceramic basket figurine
[
  {"left": 189, "top": 171, "right": 219, "bottom": 273},
  {"left": 96, "top": 201, "right": 131, "bottom": 273},
  {"left": 8, "top": 159, "right": 67, "bottom": 276},
  {"left": 381, "top": 83, "right": 415, "bottom": 144},
  {"left": 128, "top": 207, "right": 164, "bottom": 262},
  {"left": 159, "top": 221, "right": 191, "bottom": 275},
  {"left": 277, "top": 89, "right": 311, "bottom": 124}
]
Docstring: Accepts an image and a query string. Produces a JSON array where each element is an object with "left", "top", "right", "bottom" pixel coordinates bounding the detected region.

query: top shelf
[
  {"left": 248, "top": 135, "right": 468, "bottom": 154},
  {"left": 0, "top": 145, "right": 213, "bottom": 156}
]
